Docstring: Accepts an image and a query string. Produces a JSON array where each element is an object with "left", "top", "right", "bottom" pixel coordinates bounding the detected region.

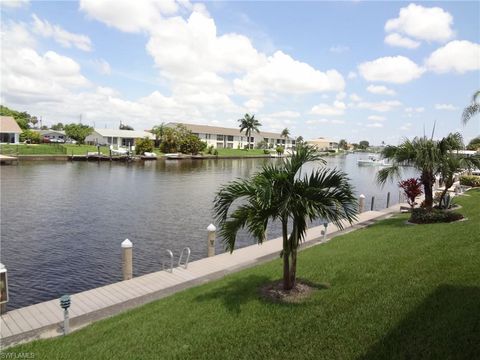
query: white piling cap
[
  {"left": 359, "top": 194, "right": 366, "bottom": 198},
  {"left": 121, "top": 239, "right": 133, "bottom": 248},
  {"left": 207, "top": 223, "right": 216, "bottom": 232}
]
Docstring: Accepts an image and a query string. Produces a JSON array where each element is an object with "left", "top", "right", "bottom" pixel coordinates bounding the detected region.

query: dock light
[{"left": 60, "top": 294, "right": 71, "bottom": 335}]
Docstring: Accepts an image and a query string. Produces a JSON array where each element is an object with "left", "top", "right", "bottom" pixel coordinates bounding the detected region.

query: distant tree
[
  {"left": 119, "top": 123, "right": 134, "bottom": 130},
  {"left": 281, "top": 128, "right": 290, "bottom": 140},
  {"left": 64, "top": 124, "right": 93, "bottom": 145},
  {"left": 40, "top": 125, "right": 48, "bottom": 130},
  {"left": 51, "top": 122, "right": 64, "bottom": 131},
  {"left": 20, "top": 129, "right": 41, "bottom": 144},
  {"left": 256, "top": 140, "right": 268, "bottom": 150},
  {"left": 351, "top": 143, "right": 359, "bottom": 150},
  {"left": 467, "top": 136, "right": 480, "bottom": 150},
  {"left": 30, "top": 116, "right": 39, "bottom": 129},
  {"left": 152, "top": 123, "right": 166, "bottom": 147},
  {"left": 0, "top": 105, "right": 31, "bottom": 130},
  {"left": 159, "top": 127, "right": 179, "bottom": 153},
  {"left": 180, "top": 134, "right": 207, "bottom": 155},
  {"left": 276, "top": 146, "right": 285, "bottom": 155},
  {"left": 338, "top": 139, "right": 348, "bottom": 150},
  {"left": 296, "top": 136, "right": 304, "bottom": 145},
  {"left": 135, "top": 137, "right": 154, "bottom": 155},
  {"left": 462, "top": 90, "right": 480, "bottom": 124},
  {"left": 359, "top": 140, "right": 369, "bottom": 150},
  {"left": 238, "top": 114, "right": 261, "bottom": 150}
]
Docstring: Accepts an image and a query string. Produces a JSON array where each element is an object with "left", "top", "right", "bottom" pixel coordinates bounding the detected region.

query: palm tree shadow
[
  {"left": 358, "top": 285, "right": 480, "bottom": 360},
  {"left": 194, "top": 274, "right": 271, "bottom": 314}
]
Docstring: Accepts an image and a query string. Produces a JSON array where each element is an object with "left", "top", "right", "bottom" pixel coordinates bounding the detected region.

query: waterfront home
[
  {"left": 166, "top": 122, "right": 295, "bottom": 149},
  {"left": 85, "top": 128, "right": 155, "bottom": 148},
  {"left": 0, "top": 116, "right": 22, "bottom": 144},
  {"left": 36, "top": 130, "right": 67, "bottom": 143},
  {"left": 307, "top": 137, "right": 339, "bottom": 152}
]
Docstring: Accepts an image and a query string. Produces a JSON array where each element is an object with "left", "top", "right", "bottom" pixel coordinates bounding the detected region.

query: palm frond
[{"left": 376, "top": 165, "right": 402, "bottom": 185}]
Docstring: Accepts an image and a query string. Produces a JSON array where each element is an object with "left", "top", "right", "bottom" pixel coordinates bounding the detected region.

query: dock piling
[
  {"left": 370, "top": 196, "right": 375, "bottom": 211},
  {"left": 207, "top": 224, "right": 216, "bottom": 257},
  {"left": 358, "top": 194, "right": 365, "bottom": 213},
  {"left": 386, "top": 192, "right": 391, "bottom": 208},
  {"left": 121, "top": 239, "right": 133, "bottom": 280}
]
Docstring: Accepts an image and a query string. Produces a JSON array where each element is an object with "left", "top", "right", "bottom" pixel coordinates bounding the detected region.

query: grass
[
  {"left": 6, "top": 191, "right": 480, "bottom": 359},
  {"left": 0, "top": 144, "right": 67, "bottom": 155},
  {"left": 214, "top": 148, "right": 268, "bottom": 157}
]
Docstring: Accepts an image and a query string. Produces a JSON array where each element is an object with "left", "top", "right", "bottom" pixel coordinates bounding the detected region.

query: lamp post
[
  {"left": 323, "top": 221, "right": 328, "bottom": 242},
  {"left": 60, "top": 294, "right": 71, "bottom": 335}
]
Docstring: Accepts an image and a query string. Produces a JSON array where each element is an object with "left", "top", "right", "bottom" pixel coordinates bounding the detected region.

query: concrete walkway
[{"left": 0, "top": 204, "right": 405, "bottom": 347}]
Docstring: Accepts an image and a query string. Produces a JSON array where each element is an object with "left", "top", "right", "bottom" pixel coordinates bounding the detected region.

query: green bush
[
  {"left": 460, "top": 175, "right": 480, "bottom": 187},
  {"left": 135, "top": 137, "right": 154, "bottom": 155},
  {"left": 276, "top": 146, "right": 284, "bottom": 155},
  {"left": 410, "top": 208, "right": 463, "bottom": 224},
  {"left": 19, "top": 129, "right": 41, "bottom": 144},
  {"left": 263, "top": 149, "right": 270, "bottom": 154}
]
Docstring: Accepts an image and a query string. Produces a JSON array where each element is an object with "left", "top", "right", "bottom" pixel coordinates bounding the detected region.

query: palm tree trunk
[
  {"left": 421, "top": 172, "right": 434, "bottom": 209},
  {"left": 247, "top": 129, "right": 251, "bottom": 150},
  {"left": 282, "top": 218, "right": 292, "bottom": 290},
  {"left": 289, "top": 248, "right": 297, "bottom": 288}
]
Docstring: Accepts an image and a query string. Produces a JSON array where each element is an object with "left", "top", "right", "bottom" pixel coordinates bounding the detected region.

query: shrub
[
  {"left": 460, "top": 175, "right": 480, "bottom": 187},
  {"left": 410, "top": 208, "right": 463, "bottom": 224},
  {"left": 206, "top": 145, "right": 214, "bottom": 155},
  {"left": 263, "top": 149, "right": 270, "bottom": 154},
  {"left": 276, "top": 146, "right": 284, "bottom": 155},
  {"left": 20, "top": 129, "right": 41, "bottom": 144},
  {"left": 135, "top": 137, "right": 154, "bottom": 155},
  {"left": 213, "top": 149, "right": 218, "bottom": 156},
  {"left": 399, "top": 178, "right": 423, "bottom": 208}
]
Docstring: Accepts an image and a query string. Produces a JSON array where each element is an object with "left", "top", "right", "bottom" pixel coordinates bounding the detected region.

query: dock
[
  {"left": 0, "top": 154, "right": 18, "bottom": 165},
  {"left": 0, "top": 206, "right": 404, "bottom": 347}
]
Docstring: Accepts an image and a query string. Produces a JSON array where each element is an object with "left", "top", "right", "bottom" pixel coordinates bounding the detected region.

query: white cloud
[
  {"left": 356, "top": 100, "right": 402, "bottom": 112},
  {"left": 32, "top": 14, "right": 92, "bottom": 51},
  {"left": 234, "top": 51, "right": 345, "bottom": 96},
  {"left": 405, "top": 107, "right": 424, "bottom": 113},
  {"left": 384, "top": 33, "right": 420, "bottom": 49},
  {"left": 92, "top": 59, "right": 111, "bottom": 75},
  {"left": 268, "top": 111, "right": 300, "bottom": 118},
  {"left": 435, "top": 103, "right": 457, "bottom": 111},
  {"left": 329, "top": 45, "right": 349, "bottom": 53},
  {"left": 306, "top": 119, "right": 328, "bottom": 125},
  {"left": 366, "top": 85, "right": 396, "bottom": 96},
  {"left": 349, "top": 93, "right": 362, "bottom": 102},
  {"left": 385, "top": 3, "right": 454, "bottom": 42},
  {"left": 358, "top": 56, "right": 424, "bottom": 84},
  {"left": 79, "top": 0, "right": 181, "bottom": 33},
  {"left": 367, "top": 123, "right": 383, "bottom": 128},
  {"left": 310, "top": 101, "right": 346, "bottom": 116},
  {"left": 347, "top": 71, "right": 357, "bottom": 79},
  {"left": 1, "top": 0, "right": 29, "bottom": 8},
  {"left": 244, "top": 98, "right": 264, "bottom": 112},
  {"left": 336, "top": 91, "right": 346, "bottom": 100},
  {"left": 425, "top": 40, "right": 480, "bottom": 74},
  {"left": 368, "top": 115, "right": 386, "bottom": 121}
]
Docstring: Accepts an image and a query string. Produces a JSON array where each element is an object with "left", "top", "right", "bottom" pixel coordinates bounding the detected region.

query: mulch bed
[{"left": 259, "top": 279, "right": 329, "bottom": 304}]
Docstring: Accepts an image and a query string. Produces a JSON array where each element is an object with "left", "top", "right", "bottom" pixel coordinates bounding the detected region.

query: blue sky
[{"left": 1, "top": 0, "right": 479, "bottom": 144}]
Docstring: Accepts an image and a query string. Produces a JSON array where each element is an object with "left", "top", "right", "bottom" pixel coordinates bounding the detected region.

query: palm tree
[
  {"left": 281, "top": 128, "right": 290, "bottom": 142},
  {"left": 462, "top": 90, "right": 480, "bottom": 124},
  {"left": 152, "top": 123, "right": 165, "bottom": 147},
  {"left": 214, "top": 145, "right": 357, "bottom": 290},
  {"left": 377, "top": 133, "right": 464, "bottom": 209},
  {"left": 238, "top": 114, "right": 261, "bottom": 150}
]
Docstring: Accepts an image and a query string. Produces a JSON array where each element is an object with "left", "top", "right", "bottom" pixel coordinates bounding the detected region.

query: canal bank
[{"left": 0, "top": 205, "right": 405, "bottom": 347}]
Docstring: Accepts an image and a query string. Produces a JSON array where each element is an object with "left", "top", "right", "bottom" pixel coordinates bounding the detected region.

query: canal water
[{"left": 1, "top": 153, "right": 415, "bottom": 309}]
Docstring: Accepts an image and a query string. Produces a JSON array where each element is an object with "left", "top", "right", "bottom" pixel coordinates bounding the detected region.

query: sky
[{"left": 1, "top": 0, "right": 479, "bottom": 145}]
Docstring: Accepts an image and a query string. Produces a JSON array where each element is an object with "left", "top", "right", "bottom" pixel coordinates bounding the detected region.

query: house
[
  {"left": 307, "top": 137, "right": 339, "bottom": 152},
  {"left": 85, "top": 128, "right": 155, "bottom": 148},
  {"left": 36, "top": 130, "right": 66, "bottom": 143},
  {"left": 166, "top": 123, "right": 296, "bottom": 149},
  {"left": 0, "top": 116, "right": 22, "bottom": 144}
]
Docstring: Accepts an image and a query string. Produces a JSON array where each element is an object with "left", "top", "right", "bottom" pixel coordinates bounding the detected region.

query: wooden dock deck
[{"left": 0, "top": 206, "right": 404, "bottom": 347}]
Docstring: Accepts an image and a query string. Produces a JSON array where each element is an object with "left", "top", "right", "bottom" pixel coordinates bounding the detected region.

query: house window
[
  {"left": 227, "top": 143, "right": 234, "bottom": 148},
  {"left": 216, "top": 142, "right": 224, "bottom": 149},
  {"left": 122, "top": 138, "right": 134, "bottom": 147},
  {"left": 227, "top": 135, "right": 234, "bottom": 141},
  {"left": 217, "top": 135, "right": 224, "bottom": 141}
]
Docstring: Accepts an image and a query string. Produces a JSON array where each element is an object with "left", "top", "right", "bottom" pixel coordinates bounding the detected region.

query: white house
[
  {"left": 85, "top": 128, "right": 155, "bottom": 148},
  {"left": 307, "top": 137, "right": 339, "bottom": 152},
  {"left": 166, "top": 123, "right": 296, "bottom": 149},
  {"left": 0, "top": 116, "right": 22, "bottom": 144}
]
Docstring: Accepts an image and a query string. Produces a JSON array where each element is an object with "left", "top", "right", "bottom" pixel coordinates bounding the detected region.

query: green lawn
[
  {"left": 0, "top": 144, "right": 67, "bottom": 155},
  {"left": 214, "top": 148, "right": 269, "bottom": 157},
  {"left": 7, "top": 191, "right": 480, "bottom": 359}
]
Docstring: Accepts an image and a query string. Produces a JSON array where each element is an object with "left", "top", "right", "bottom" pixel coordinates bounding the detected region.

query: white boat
[
  {"left": 357, "top": 155, "right": 389, "bottom": 166},
  {"left": 165, "top": 153, "right": 191, "bottom": 160},
  {"left": 141, "top": 152, "right": 157, "bottom": 160}
]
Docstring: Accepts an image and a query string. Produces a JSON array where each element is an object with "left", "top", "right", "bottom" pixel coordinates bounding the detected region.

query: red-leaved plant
[{"left": 399, "top": 178, "right": 423, "bottom": 209}]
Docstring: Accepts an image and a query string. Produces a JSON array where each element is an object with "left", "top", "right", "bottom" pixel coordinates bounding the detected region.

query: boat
[
  {"left": 165, "top": 153, "right": 191, "bottom": 160},
  {"left": 141, "top": 152, "right": 157, "bottom": 160},
  {"left": 357, "top": 155, "right": 389, "bottom": 166}
]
